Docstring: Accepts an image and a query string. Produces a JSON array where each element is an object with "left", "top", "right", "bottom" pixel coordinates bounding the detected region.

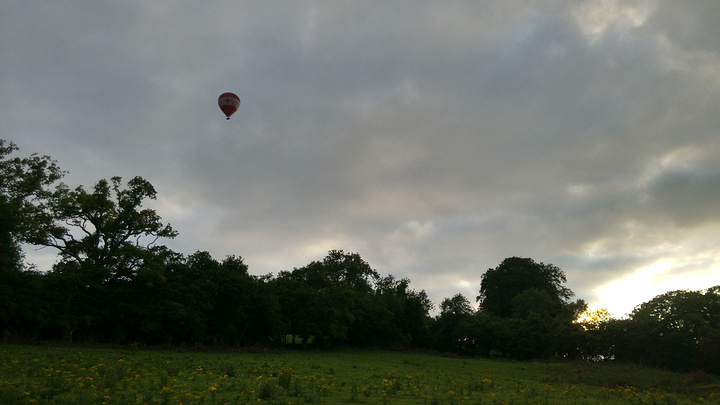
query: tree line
[{"left": 1, "top": 139, "right": 718, "bottom": 374}]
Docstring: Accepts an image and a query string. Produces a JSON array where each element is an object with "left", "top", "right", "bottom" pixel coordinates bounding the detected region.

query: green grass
[{"left": 1, "top": 344, "right": 717, "bottom": 404}]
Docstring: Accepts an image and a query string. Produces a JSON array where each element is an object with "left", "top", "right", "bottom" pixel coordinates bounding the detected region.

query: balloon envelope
[{"left": 218, "top": 92, "right": 241, "bottom": 119}]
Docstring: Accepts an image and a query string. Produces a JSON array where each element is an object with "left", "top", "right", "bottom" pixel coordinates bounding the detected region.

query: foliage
[
  {"left": 35, "top": 248, "right": 281, "bottom": 346},
  {"left": 604, "top": 286, "right": 720, "bottom": 372},
  {"left": 2, "top": 344, "right": 716, "bottom": 404},
  {"left": 272, "top": 251, "right": 432, "bottom": 348},
  {"left": 431, "top": 294, "right": 476, "bottom": 354},
  {"left": 272, "top": 250, "right": 374, "bottom": 345},
  {"left": 36, "top": 176, "right": 177, "bottom": 282},
  {"left": 477, "top": 257, "right": 574, "bottom": 318},
  {"left": 1, "top": 140, "right": 64, "bottom": 338},
  {"left": 3, "top": 139, "right": 720, "bottom": 374},
  {"left": 0, "top": 140, "right": 65, "bottom": 249},
  {"left": 440, "top": 257, "right": 590, "bottom": 360}
]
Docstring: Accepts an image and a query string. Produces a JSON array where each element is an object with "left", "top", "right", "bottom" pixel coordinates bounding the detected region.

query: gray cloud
[{"left": 3, "top": 1, "right": 720, "bottom": 315}]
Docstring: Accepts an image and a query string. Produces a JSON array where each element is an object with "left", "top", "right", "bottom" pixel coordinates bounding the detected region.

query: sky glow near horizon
[{"left": 3, "top": 1, "right": 720, "bottom": 317}]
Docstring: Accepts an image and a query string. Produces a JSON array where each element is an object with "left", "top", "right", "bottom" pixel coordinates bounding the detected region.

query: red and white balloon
[{"left": 218, "top": 92, "right": 241, "bottom": 120}]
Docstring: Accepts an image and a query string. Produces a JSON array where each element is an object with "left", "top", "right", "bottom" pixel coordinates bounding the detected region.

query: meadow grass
[{"left": 1, "top": 343, "right": 717, "bottom": 404}]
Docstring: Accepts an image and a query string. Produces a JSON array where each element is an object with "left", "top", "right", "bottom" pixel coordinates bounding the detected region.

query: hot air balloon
[{"left": 218, "top": 92, "right": 241, "bottom": 120}]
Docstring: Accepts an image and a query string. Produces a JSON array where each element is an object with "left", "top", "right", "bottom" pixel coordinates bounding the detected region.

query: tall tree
[
  {"left": 0, "top": 139, "right": 64, "bottom": 271},
  {"left": 614, "top": 286, "right": 720, "bottom": 372},
  {"left": 321, "top": 250, "right": 379, "bottom": 292},
  {"left": 280, "top": 264, "right": 348, "bottom": 346},
  {"left": 199, "top": 252, "right": 280, "bottom": 345},
  {"left": 432, "top": 294, "right": 476, "bottom": 353},
  {"left": 274, "top": 250, "right": 375, "bottom": 346},
  {"left": 371, "top": 275, "right": 433, "bottom": 347},
  {"left": 273, "top": 269, "right": 318, "bottom": 346},
  {"left": 477, "top": 257, "right": 573, "bottom": 318},
  {"left": 472, "top": 257, "right": 586, "bottom": 359},
  {"left": 33, "top": 176, "right": 177, "bottom": 282},
  {"left": 24, "top": 175, "right": 177, "bottom": 342},
  {"left": 0, "top": 140, "right": 64, "bottom": 337}
]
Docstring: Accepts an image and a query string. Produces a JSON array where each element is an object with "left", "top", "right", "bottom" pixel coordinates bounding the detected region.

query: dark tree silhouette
[{"left": 477, "top": 257, "right": 574, "bottom": 318}]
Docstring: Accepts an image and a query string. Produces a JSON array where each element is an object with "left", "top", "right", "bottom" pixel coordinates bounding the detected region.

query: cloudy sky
[{"left": 3, "top": 1, "right": 720, "bottom": 316}]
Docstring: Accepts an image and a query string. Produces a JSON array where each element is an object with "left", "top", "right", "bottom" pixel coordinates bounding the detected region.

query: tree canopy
[
  {"left": 36, "top": 176, "right": 177, "bottom": 282},
  {"left": 477, "top": 257, "right": 574, "bottom": 318},
  {"left": 0, "top": 139, "right": 64, "bottom": 272},
  {"left": 2, "top": 139, "right": 719, "bottom": 374},
  {"left": 607, "top": 286, "right": 720, "bottom": 372},
  {"left": 1, "top": 140, "right": 64, "bottom": 336}
]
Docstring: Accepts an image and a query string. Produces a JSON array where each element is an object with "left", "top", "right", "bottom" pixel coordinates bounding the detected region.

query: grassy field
[{"left": 1, "top": 344, "right": 717, "bottom": 404}]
